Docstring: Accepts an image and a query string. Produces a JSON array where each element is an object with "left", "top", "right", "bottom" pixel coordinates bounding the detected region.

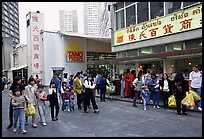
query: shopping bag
[
  {"left": 181, "top": 92, "right": 195, "bottom": 108},
  {"left": 189, "top": 90, "right": 201, "bottom": 102},
  {"left": 168, "top": 95, "right": 176, "bottom": 108},
  {"left": 25, "top": 103, "right": 36, "bottom": 117}
]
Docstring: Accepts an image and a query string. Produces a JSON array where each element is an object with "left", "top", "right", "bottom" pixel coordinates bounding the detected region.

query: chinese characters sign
[
  {"left": 65, "top": 40, "right": 84, "bottom": 63},
  {"left": 114, "top": 4, "right": 202, "bottom": 46}
]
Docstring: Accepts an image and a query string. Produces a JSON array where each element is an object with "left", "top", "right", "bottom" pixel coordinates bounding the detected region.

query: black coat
[
  {"left": 159, "top": 79, "right": 172, "bottom": 94},
  {"left": 174, "top": 80, "right": 188, "bottom": 97}
]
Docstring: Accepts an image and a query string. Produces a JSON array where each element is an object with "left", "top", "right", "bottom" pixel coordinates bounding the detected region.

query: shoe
[
  {"left": 42, "top": 122, "right": 47, "bottom": 126},
  {"left": 7, "top": 123, "right": 13, "bottom": 129},
  {"left": 182, "top": 112, "right": 188, "bottom": 115},
  {"left": 88, "top": 106, "right": 91, "bottom": 109},
  {"left": 52, "top": 118, "right": 56, "bottom": 121},
  {"left": 55, "top": 117, "right": 58, "bottom": 120},
  {"left": 150, "top": 100, "right": 153, "bottom": 103},
  {"left": 68, "top": 109, "right": 70, "bottom": 112},
  {"left": 72, "top": 106, "right": 75, "bottom": 111},
  {"left": 25, "top": 121, "right": 28, "bottom": 125},
  {"left": 198, "top": 107, "right": 202, "bottom": 111},
  {"left": 32, "top": 123, "right": 37, "bottom": 128},
  {"left": 21, "top": 129, "right": 27, "bottom": 134},
  {"left": 13, "top": 128, "right": 17, "bottom": 133},
  {"left": 140, "top": 100, "right": 143, "bottom": 103},
  {"left": 190, "top": 107, "right": 194, "bottom": 110},
  {"left": 153, "top": 106, "right": 156, "bottom": 108},
  {"left": 84, "top": 110, "right": 88, "bottom": 113},
  {"left": 78, "top": 107, "right": 82, "bottom": 110},
  {"left": 94, "top": 109, "right": 99, "bottom": 113},
  {"left": 144, "top": 108, "right": 147, "bottom": 111},
  {"left": 177, "top": 112, "right": 181, "bottom": 115},
  {"left": 133, "top": 104, "right": 137, "bottom": 107},
  {"left": 157, "top": 105, "right": 160, "bottom": 109}
]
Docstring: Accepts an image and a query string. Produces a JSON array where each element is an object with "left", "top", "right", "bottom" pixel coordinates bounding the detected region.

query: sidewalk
[{"left": 95, "top": 93, "right": 202, "bottom": 113}]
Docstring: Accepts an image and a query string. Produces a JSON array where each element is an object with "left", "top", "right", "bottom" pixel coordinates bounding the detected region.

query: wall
[{"left": 87, "top": 39, "right": 111, "bottom": 53}]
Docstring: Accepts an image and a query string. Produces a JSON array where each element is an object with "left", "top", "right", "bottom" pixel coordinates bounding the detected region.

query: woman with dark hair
[
  {"left": 130, "top": 70, "right": 136, "bottom": 99},
  {"left": 174, "top": 72, "right": 188, "bottom": 115},
  {"left": 123, "top": 69, "right": 131, "bottom": 98},
  {"left": 7, "top": 76, "right": 26, "bottom": 129},
  {"left": 24, "top": 77, "right": 38, "bottom": 128},
  {"left": 159, "top": 73, "right": 172, "bottom": 108},
  {"left": 132, "top": 73, "right": 143, "bottom": 107}
]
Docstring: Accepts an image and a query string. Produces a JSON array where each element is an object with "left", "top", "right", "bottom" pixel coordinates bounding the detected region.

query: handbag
[
  {"left": 168, "top": 95, "right": 176, "bottom": 108},
  {"left": 25, "top": 103, "right": 36, "bottom": 117}
]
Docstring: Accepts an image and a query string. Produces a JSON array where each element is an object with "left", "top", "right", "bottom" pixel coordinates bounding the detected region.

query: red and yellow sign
[
  {"left": 66, "top": 41, "right": 84, "bottom": 63},
  {"left": 114, "top": 4, "right": 202, "bottom": 46}
]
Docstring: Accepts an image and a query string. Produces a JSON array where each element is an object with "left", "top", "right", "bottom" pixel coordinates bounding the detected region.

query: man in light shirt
[{"left": 189, "top": 65, "right": 202, "bottom": 111}]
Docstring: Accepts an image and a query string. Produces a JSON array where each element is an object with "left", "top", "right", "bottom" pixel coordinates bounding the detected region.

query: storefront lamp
[
  {"left": 189, "top": 62, "right": 192, "bottom": 66},
  {"left": 173, "top": 47, "right": 182, "bottom": 50},
  {"left": 141, "top": 50, "right": 152, "bottom": 54}
]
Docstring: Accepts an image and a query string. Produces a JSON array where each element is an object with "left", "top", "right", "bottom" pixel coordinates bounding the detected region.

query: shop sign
[{"left": 114, "top": 4, "right": 202, "bottom": 46}]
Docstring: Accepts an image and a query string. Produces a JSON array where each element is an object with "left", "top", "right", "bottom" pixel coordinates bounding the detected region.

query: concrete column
[{"left": 163, "top": 59, "right": 174, "bottom": 74}]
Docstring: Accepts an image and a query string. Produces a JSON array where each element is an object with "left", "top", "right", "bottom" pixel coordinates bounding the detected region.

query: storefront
[{"left": 110, "top": 2, "right": 202, "bottom": 78}]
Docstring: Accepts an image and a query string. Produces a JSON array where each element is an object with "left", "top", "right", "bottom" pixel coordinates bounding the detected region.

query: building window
[
  {"left": 183, "top": 2, "right": 198, "bottom": 8},
  {"left": 185, "top": 39, "right": 202, "bottom": 50},
  {"left": 139, "top": 47, "right": 152, "bottom": 55},
  {"left": 125, "top": 2, "right": 135, "bottom": 6},
  {"left": 166, "top": 2, "right": 181, "bottom": 14},
  {"left": 137, "top": 2, "right": 149, "bottom": 24},
  {"left": 127, "top": 49, "right": 138, "bottom": 57},
  {"left": 116, "top": 10, "right": 124, "bottom": 30},
  {"left": 117, "top": 52, "right": 126, "bottom": 58},
  {"left": 115, "top": 2, "right": 124, "bottom": 10},
  {"left": 150, "top": 2, "right": 164, "bottom": 19},
  {"left": 152, "top": 45, "right": 165, "bottom": 53},
  {"left": 167, "top": 42, "right": 183, "bottom": 52},
  {"left": 126, "top": 4, "right": 136, "bottom": 27}
]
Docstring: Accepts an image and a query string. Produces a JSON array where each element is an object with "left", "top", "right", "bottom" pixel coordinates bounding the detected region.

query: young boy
[
  {"left": 140, "top": 86, "right": 151, "bottom": 110},
  {"left": 36, "top": 85, "right": 47, "bottom": 126},
  {"left": 12, "top": 89, "right": 27, "bottom": 134},
  {"left": 69, "top": 89, "right": 75, "bottom": 111},
  {"left": 63, "top": 87, "right": 71, "bottom": 112}
]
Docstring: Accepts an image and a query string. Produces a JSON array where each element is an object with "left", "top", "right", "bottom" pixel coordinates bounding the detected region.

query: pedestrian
[
  {"left": 174, "top": 72, "right": 188, "bottom": 115},
  {"left": 123, "top": 69, "right": 131, "bottom": 98},
  {"left": 51, "top": 73, "right": 61, "bottom": 109},
  {"left": 142, "top": 69, "right": 153, "bottom": 101},
  {"left": 63, "top": 87, "right": 71, "bottom": 112},
  {"left": 60, "top": 82, "right": 67, "bottom": 111},
  {"left": 49, "top": 82, "right": 60, "bottom": 121},
  {"left": 35, "top": 74, "right": 40, "bottom": 85},
  {"left": 149, "top": 73, "right": 160, "bottom": 109},
  {"left": 7, "top": 77, "right": 26, "bottom": 129},
  {"left": 130, "top": 70, "right": 136, "bottom": 99},
  {"left": 63, "top": 73, "right": 68, "bottom": 85},
  {"left": 36, "top": 85, "right": 47, "bottom": 126},
  {"left": 24, "top": 77, "right": 38, "bottom": 128},
  {"left": 132, "top": 73, "right": 143, "bottom": 107},
  {"left": 73, "top": 72, "right": 84, "bottom": 110},
  {"left": 189, "top": 65, "right": 202, "bottom": 111},
  {"left": 159, "top": 73, "right": 172, "bottom": 109},
  {"left": 69, "top": 89, "right": 75, "bottom": 111},
  {"left": 83, "top": 75, "right": 99, "bottom": 113},
  {"left": 12, "top": 89, "right": 27, "bottom": 134},
  {"left": 99, "top": 74, "right": 108, "bottom": 102},
  {"left": 120, "top": 75, "right": 125, "bottom": 98},
  {"left": 140, "top": 86, "right": 151, "bottom": 110},
  {"left": 95, "top": 72, "right": 101, "bottom": 95},
  {"left": 68, "top": 74, "right": 74, "bottom": 89}
]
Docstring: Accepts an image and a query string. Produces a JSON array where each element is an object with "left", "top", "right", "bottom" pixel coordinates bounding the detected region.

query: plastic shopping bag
[
  {"left": 168, "top": 95, "right": 176, "bottom": 108},
  {"left": 25, "top": 103, "right": 36, "bottom": 117},
  {"left": 189, "top": 90, "right": 201, "bottom": 102},
  {"left": 181, "top": 92, "right": 195, "bottom": 108}
]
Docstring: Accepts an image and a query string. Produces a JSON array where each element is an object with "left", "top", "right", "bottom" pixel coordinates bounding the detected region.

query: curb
[{"left": 95, "top": 95, "right": 202, "bottom": 113}]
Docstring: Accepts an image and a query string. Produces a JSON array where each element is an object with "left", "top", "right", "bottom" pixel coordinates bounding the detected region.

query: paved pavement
[{"left": 2, "top": 91, "right": 202, "bottom": 137}]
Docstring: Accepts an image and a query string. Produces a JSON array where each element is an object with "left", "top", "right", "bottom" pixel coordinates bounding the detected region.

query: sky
[{"left": 19, "top": 2, "right": 84, "bottom": 44}]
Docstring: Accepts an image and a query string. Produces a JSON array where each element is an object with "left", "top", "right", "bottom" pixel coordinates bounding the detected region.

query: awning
[{"left": 10, "top": 65, "right": 28, "bottom": 71}]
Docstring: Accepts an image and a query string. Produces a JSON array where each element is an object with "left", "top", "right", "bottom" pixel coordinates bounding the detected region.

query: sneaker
[
  {"left": 144, "top": 108, "right": 147, "bottom": 111},
  {"left": 133, "top": 104, "right": 137, "bottom": 107},
  {"left": 140, "top": 100, "right": 143, "bottom": 103},
  {"left": 42, "top": 122, "right": 47, "bottom": 126},
  {"left": 190, "top": 107, "right": 194, "bottom": 110},
  {"left": 157, "top": 105, "right": 160, "bottom": 109},
  {"left": 7, "top": 123, "right": 13, "bottom": 129},
  {"left": 32, "top": 123, "right": 37, "bottom": 128},
  {"left": 153, "top": 106, "right": 156, "bottom": 108},
  {"left": 150, "top": 100, "right": 153, "bottom": 103},
  {"left": 182, "top": 112, "right": 188, "bottom": 115},
  {"left": 21, "top": 129, "right": 27, "bottom": 134},
  {"left": 68, "top": 109, "right": 70, "bottom": 112},
  {"left": 177, "top": 112, "right": 181, "bottom": 115},
  {"left": 25, "top": 122, "right": 28, "bottom": 125},
  {"left": 13, "top": 128, "right": 17, "bottom": 133},
  {"left": 198, "top": 107, "right": 202, "bottom": 111},
  {"left": 52, "top": 118, "right": 56, "bottom": 121},
  {"left": 55, "top": 117, "right": 58, "bottom": 121}
]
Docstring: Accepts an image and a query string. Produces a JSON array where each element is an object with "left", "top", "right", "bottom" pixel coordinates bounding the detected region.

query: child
[
  {"left": 63, "top": 87, "right": 71, "bottom": 112},
  {"left": 12, "top": 89, "right": 27, "bottom": 134},
  {"left": 36, "top": 85, "right": 47, "bottom": 126},
  {"left": 69, "top": 89, "right": 75, "bottom": 111},
  {"left": 140, "top": 86, "right": 151, "bottom": 110}
]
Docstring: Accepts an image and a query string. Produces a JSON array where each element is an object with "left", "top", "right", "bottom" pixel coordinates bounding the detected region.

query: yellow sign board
[{"left": 114, "top": 4, "right": 202, "bottom": 46}]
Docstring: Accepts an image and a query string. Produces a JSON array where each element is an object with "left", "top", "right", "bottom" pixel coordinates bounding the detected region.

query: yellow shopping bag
[
  {"left": 168, "top": 95, "right": 176, "bottom": 108},
  {"left": 189, "top": 90, "right": 201, "bottom": 102},
  {"left": 25, "top": 103, "right": 36, "bottom": 117},
  {"left": 181, "top": 92, "right": 195, "bottom": 108}
]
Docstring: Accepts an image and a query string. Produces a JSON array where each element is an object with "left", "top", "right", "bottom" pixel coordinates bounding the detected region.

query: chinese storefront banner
[
  {"left": 65, "top": 40, "right": 85, "bottom": 63},
  {"left": 114, "top": 4, "right": 202, "bottom": 46}
]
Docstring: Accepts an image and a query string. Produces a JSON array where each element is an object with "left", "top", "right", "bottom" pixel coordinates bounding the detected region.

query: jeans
[
  {"left": 192, "top": 88, "right": 202, "bottom": 107},
  {"left": 14, "top": 108, "right": 25, "bottom": 130},
  {"left": 142, "top": 96, "right": 150, "bottom": 109},
  {"left": 38, "top": 105, "right": 46, "bottom": 123},
  {"left": 121, "top": 88, "right": 125, "bottom": 97},
  {"left": 152, "top": 90, "right": 160, "bottom": 106},
  {"left": 64, "top": 100, "right": 70, "bottom": 111}
]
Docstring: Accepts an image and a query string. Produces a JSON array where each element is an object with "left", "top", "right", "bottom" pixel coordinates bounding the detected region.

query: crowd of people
[{"left": 4, "top": 64, "right": 202, "bottom": 134}]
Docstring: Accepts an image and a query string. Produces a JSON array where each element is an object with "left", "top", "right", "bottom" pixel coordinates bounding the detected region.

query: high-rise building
[
  {"left": 84, "top": 2, "right": 102, "bottom": 36},
  {"left": 59, "top": 10, "right": 78, "bottom": 33},
  {"left": 99, "top": 2, "right": 112, "bottom": 37},
  {"left": 2, "top": 2, "right": 19, "bottom": 45}
]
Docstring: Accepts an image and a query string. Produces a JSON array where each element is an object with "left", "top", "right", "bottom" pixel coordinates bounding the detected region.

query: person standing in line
[
  {"left": 159, "top": 73, "right": 172, "bottom": 109},
  {"left": 189, "top": 65, "right": 202, "bottom": 111},
  {"left": 7, "top": 77, "right": 26, "bottom": 129},
  {"left": 60, "top": 82, "right": 67, "bottom": 111},
  {"left": 142, "top": 69, "right": 153, "bottom": 101},
  {"left": 24, "top": 77, "right": 38, "bottom": 128},
  {"left": 95, "top": 72, "right": 101, "bottom": 95},
  {"left": 99, "top": 74, "right": 108, "bottom": 102},
  {"left": 132, "top": 73, "right": 143, "bottom": 107},
  {"left": 130, "top": 70, "right": 136, "bottom": 99},
  {"left": 120, "top": 75, "right": 125, "bottom": 98},
  {"left": 68, "top": 74, "right": 74, "bottom": 89},
  {"left": 51, "top": 73, "right": 61, "bottom": 109},
  {"left": 35, "top": 74, "right": 40, "bottom": 85},
  {"left": 12, "top": 89, "right": 27, "bottom": 134},
  {"left": 73, "top": 72, "right": 83, "bottom": 110},
  {"left": 49, "top": 82, "right": 60, "bottom": 121},
  {"left": 123, "top": 69, "right": 131, "bottom": 98},
  {"left": 149, "top": 73, "right": 160, "bottom": 109},
  {"left": 83, "top": 75, "right": 99, "bottom": 113},
  {"left": 63, "top": 87, "right": 71, "bottom": 112},
  {"left": 36, "top": 85, "right": 47, "bottom": 126},
  {"left": 174, "top": 72, "right": 188, "bottom": 115}
]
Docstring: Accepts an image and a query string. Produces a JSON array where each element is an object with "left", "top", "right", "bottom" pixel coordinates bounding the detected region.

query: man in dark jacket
[{"left": 99, "top": 74, "right": 108, "bottom": 102}]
